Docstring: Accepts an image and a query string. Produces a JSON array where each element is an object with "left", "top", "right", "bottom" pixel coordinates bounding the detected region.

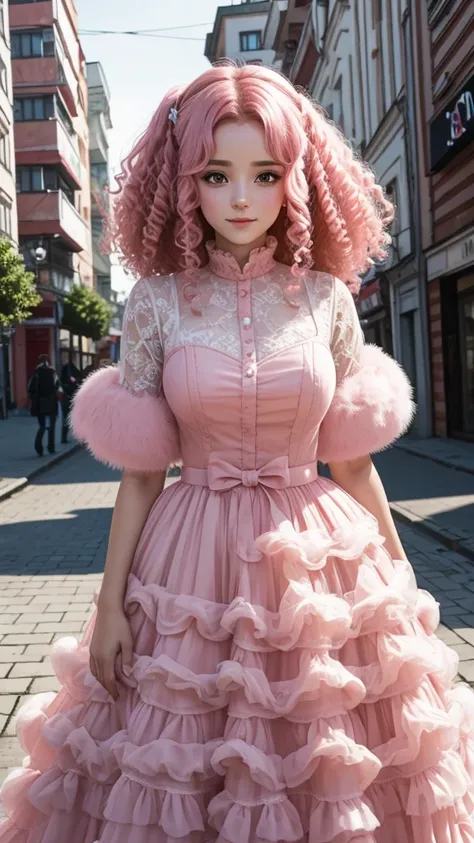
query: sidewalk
[
  {"left": 374, "top": 437, "right": 474, "bottom": 560},
  {"left": 0, "top": 414, "right": 79, "bottom": 501}
]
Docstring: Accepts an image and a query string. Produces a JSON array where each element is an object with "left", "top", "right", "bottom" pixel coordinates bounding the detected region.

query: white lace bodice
[{"left": 119, "top": 245, "right": 363, "bottom": 399}]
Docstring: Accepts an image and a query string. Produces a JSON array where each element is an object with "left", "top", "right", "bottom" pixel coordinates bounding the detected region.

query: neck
[{"left": 214, "top": 232, "right": 268, "bottom": 269}]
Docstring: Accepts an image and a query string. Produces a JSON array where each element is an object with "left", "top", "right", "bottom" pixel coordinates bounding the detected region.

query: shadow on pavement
[{"left": 0, "top": 506, "right": 113, "bottom": 576}]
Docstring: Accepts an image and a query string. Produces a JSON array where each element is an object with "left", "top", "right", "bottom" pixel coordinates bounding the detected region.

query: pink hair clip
[{"left": 169, "top": 107, "right": 178, "bottom": 125}]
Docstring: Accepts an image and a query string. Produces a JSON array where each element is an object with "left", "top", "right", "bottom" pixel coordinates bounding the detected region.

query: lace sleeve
[
  {"left": 119, "top": 278, "right": 163, "bottom": 397},
  {"left": 331, "top": 278, "right": 364, "bottom": 384}
]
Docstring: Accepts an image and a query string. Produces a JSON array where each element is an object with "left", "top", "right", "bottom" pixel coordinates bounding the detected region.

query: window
[
  {"left": 16, "top": 165, "right": 76, "bottom": 204},
  {"left": 0, "top": 197, "right": 11, "bottom": 237},
  {"left": 0, "top": 130, "right": 10, "bottom": 170},
  {"left": 0, "top": 57, "right": 6, "bottom": 93},
  {"left": 14, "top": 95, "right": 54, "bottom": 121},
  {"left": 11, "top": 28, "right": 55, "bottom": 58},
  {"left": 385, "top": 179, "right": 398, "bottom": 231},
  {"left": 239, "top": 31, "right": 261, "bottom": 51},
  {"left": 16, "top": 165, "right": 57, "bottom": 192},
  {"left": 55, "top": 95, "right": 74, "bottom": 135}
]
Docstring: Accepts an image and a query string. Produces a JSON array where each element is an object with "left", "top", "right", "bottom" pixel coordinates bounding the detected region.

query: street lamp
[{"left": 34, "top": 245, "right": 47, "bottom": 282}]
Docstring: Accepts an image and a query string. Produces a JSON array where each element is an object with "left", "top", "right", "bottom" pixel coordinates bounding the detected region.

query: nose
[{"left": 231, "top": 196, "right": 249, "bottom": 210}]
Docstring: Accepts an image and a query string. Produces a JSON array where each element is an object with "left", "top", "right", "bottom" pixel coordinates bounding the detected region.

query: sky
[{"left": 75, "top": 0, "right": 223, "bottom": 294}]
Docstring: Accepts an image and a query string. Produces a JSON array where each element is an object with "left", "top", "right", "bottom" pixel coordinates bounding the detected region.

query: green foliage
[
  {"left": 0, "top": 238, "right": 41, "bottom": 328},
  {"left": 63, "top": 284, "right": 112, "bottom": 341}
]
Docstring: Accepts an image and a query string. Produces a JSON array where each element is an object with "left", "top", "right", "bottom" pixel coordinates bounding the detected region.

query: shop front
[
  {"left": 356, "top": 272, "right": 393, "bottom": 354},
  {"left": 427, "top": 226, "right": 474, "bottom": 439}
]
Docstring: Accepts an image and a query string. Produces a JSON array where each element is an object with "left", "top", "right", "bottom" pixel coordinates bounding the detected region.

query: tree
[
  {"left": 0, "top": 238, "right": 41, "bottom": 328},
  {"left": 63, "top": 284, "right": 112, "bottom": 341}
]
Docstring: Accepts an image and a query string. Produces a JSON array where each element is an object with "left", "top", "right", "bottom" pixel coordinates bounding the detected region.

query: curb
[
  {"left": 390, "top": 501, "right": 474, "bottom": 563},
  {"left": 395, "top": 442, "right": 474, "bottom": 477},
  {"left": 0, "top": 443, "right": 81, "bottom": 503}
]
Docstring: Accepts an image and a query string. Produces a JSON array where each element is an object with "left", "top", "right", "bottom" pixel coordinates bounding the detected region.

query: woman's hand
[{"left": 89, "top": 605, "right": 133, "bottom": 700}]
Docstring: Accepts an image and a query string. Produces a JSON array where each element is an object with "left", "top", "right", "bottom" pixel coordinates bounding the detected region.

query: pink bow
[{"left": 207, "top": 456, "right": 291, "bottom": 492}]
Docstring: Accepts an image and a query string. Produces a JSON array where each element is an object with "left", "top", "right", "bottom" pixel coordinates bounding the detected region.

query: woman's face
[{"left": 197, "top": 120, "right": 286, "bottom": 254}]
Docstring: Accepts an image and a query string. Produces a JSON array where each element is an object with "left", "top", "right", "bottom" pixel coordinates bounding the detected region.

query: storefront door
[{"left": 459, "top": 290, "right": 474, "bottom": 434}]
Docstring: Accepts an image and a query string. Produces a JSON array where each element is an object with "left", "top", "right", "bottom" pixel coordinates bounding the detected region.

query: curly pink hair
[{"left": 111, "top": 64, "right": 393, "bottom": 292}]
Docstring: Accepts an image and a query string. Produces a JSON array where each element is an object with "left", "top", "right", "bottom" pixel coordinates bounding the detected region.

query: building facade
[
  {"left": 205, "top": 1, "right": 273, "bottom": 66},
  {"left": 86, "top": 61, "right": 120, "bottom": 363},
  {"left": 0, "top": 0, "right": 19, "bottom": 417},
  {"left": 413, "top": 0, "right": 474, "bottom": 439},
  {"left": 9, "top": 0, "right": 93, "bottom": 408},
  {"left": 277, "top": 0, "right": 431, "bottom": 437}
]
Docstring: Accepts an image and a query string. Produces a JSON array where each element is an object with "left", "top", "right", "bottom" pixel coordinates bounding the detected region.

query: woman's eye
[
  {"left": 203, "top": 172, "right": 227, "bottom": 185},
  {"left": 256, "top": 172, "right": 281, "bottom": 184}
]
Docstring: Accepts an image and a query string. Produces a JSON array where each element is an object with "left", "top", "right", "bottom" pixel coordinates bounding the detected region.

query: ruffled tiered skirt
[{"left": 1, "top": 475, "right": 474, "bottom": 843}]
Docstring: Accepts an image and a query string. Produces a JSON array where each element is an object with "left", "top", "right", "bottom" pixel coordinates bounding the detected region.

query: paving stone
[
  {"left": 30, "top": 676, "right": 60, "bottom": 694},
  {"left": 451, "top": 598, "right": 474, "bottom": 612},
  {"left": 458, "top": 661, "right": 474, "bottom": 682},
  {"left": 0, "top": 664, "right": 12, "bottom": 679},
  {"left": 23, "top": 644, "right": 52, "bottom": 658},
  {"left": 0, "top": 646, "right": 26, "bottom": 662},
  {"left": 17, "top": 613, "right": 63, "bottom": 625},
  {"left": 0, "top": 736, "right": 26, "bottom": 767},
  {"left": 1, "top": 633, "right": 54, "bottom": 645},
  {"left": 0, "top": 624, "right": 36, "bottom": 636},
  {"left": 453, "top": 627, "right": 474, "bottom": 646},
  {"left": 435, "top": 625, "right": 465, "bottom": 646},
  {"left": 9, "top": 662, "right": 56, "bottom": 678},
  {"left": 0, "top": 678, "right": 30, "bottom": 694},
  {"left": 452, "top": 643, "right": 474, "bottom": 661},
  {"left": 0, "top": 696, "right": 18, "bottom": 717},
  {"left": 34, "top": 622, "right": 84, "bottom": 634}
]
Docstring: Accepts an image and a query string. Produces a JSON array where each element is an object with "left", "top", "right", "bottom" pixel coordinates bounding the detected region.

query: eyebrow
[{"left": 206, "top": 159, "right": 283, "bottom": 167}]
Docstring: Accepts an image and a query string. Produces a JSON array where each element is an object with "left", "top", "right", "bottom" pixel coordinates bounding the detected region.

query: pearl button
[
  {"left": 245, "top": 366, "right": 255, "bottom": 377},
  {"left": 242, "top": 316, "right": 251, "bottom": 326},
  {"left": 239, "top": 289, "right": 248, "bottom": 298}
]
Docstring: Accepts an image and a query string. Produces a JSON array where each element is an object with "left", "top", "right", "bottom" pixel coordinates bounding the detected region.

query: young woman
[{"left": 2, "top": 63, "right": 473, "bottom": 843}]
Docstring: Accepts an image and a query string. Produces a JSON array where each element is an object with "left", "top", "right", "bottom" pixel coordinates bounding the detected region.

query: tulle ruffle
[{"left": 1, "top": 478, "right": 474, "bottom": 843}]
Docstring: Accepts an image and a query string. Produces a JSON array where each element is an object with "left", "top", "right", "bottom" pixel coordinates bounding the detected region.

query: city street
[{"left": 1, "top": 449, "right": 474, "bottom": 784}]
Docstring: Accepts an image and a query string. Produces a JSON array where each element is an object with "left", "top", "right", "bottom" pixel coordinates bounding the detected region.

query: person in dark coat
[
  {"left": 60, "top": 358, "right": 81, "bottom": 444},
  {"left": 28, "top": 354, "right": 61, "bottom": 456}
]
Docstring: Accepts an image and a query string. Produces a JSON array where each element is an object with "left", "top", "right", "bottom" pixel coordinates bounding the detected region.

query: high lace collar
[{"left": 205, "top": 236, "right": 277, "bottom": 282}]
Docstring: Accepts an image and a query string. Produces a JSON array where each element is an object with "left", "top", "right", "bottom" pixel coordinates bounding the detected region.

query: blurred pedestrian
[
  {"left": 28, "top": 353, "right": 61, "bottom": 456},
  {"left": 60, "top": 358, "right": 81, "bottom": 444}
]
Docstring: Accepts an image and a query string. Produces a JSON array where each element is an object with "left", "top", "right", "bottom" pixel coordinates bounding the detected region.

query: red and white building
[{"left": 9, "top": 0, "right": 93, "bottom": 408}]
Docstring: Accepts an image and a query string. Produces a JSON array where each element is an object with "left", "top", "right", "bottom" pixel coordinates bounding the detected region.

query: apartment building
[
  {"left": 205, "top": 0, "right": 274, "bottom": 66},
  {"left": 86, "top": 60, "right": 121, "bottom": 363},
  {"left": 9, "top": 0, "right": 93, "bottom": 408},
  {"left": 0, "top": 0, "right": 19, "bottom": 416}
]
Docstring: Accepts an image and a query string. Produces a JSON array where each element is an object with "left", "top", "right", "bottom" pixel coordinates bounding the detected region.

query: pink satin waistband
[{"left": 181, "top": 456, "right": 318, "bottom": 492}]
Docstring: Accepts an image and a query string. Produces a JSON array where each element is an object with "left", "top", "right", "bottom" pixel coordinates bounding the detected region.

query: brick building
[
  {"left": 9, "top": 0, "right": 93, "bottom": 409},
  {"left": 413, "top": 0, "right": 474, "bottom": 438}
]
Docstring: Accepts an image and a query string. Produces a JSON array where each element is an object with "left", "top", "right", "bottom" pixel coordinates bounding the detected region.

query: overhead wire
[{"left": 78, "top": 21, "right": 213, "bottom": 40}]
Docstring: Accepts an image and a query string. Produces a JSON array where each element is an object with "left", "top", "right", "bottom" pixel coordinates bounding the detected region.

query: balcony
[
  {"left": 14, "top": 118, "right": 81, "bottom": 188},
  {"left": 17, "top": 189, "right": 88, "bottom": 252},
  {"left": 12, "top": 54, "right": 78, "bottom": 117}
]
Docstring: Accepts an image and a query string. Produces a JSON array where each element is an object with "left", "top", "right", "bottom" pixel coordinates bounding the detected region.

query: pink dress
[{"left": 2, "top": 238, "right": 474, "bottom": 843}]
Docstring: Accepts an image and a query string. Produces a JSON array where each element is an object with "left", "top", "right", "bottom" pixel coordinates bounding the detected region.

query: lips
[{"left": 227, "top": 218, "right": 257, "bottom": 224}]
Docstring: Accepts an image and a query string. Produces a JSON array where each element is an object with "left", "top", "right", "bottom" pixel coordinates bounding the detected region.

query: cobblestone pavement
[{"left": 1, "top": 450, "right": 474, "bottom": 786}]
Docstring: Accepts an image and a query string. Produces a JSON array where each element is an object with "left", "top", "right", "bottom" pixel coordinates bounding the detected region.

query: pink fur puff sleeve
[
  {"left": 70, "top": 279, "right": 181, "bottom": 472},
  {"left": 318, "top": 280, "right": 415, "bottom": 464}
]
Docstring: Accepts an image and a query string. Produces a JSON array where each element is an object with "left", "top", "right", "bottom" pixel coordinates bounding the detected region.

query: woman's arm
[
  {"left": 329, "top": 455, "right": 407, "bottom": 561},
  {"left": 98, "top": 469, "right": 167, "bottom": 611},
  {"left": 90, "top": 469, "right": 166, "bottom": 699}
]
